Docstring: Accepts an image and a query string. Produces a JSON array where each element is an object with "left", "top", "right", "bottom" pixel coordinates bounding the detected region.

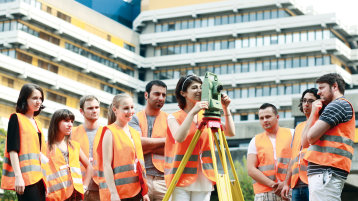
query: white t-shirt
[
  {"left": 247, "top": 129, "right": 294, "bottom": 159},
  {"left": 247, "top": 129, "right": 294, "bottom": 182}
]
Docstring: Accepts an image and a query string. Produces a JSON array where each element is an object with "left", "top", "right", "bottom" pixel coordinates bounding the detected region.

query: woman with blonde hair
[
  {"left": 46, "top": 109, "right": 92, "bottom": 201},
  {"left": 97, "top": 93, "right": 149, "bottom": 201}
]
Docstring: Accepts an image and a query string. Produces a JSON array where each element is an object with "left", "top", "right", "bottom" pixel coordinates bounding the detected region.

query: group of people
[
  {"left": 1, "top": 74, "right": 236, "bottom": 201},
  {"left": 1, "top": 73, "right": 355, "bottom": 201},
  {"left": 247, "top": 73, "right": 355, "bottom": 201}
]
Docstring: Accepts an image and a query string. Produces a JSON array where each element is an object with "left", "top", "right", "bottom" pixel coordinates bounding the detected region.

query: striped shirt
[{"left": 307, "top": 97, "right": 353, "bottom": 180}]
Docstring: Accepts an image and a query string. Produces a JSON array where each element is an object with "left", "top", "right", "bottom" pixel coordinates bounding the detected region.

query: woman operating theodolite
[{"left": 164, "top": 74, "right": 236, "bottom": 201}]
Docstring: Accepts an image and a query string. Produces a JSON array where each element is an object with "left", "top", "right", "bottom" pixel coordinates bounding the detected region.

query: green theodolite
[{"left": 201, "top": 72, "right": 224, "bottom": 118}]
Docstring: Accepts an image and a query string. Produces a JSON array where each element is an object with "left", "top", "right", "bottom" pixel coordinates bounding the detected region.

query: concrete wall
[{"left": 233, "top": 119, "right": 295, "bottom": 140}]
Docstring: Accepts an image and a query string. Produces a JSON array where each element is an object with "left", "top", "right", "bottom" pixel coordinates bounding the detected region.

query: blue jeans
[{"left": 292, "top": 186, "right": 309, "bottom": 201}]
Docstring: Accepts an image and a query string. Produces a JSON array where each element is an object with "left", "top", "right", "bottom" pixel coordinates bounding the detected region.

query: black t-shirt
[{"left": 6, "top": 113, "right": 42, "bottom": 153}]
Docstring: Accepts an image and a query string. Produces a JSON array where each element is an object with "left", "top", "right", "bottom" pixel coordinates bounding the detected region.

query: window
[
  {"left": 124, "top": 43, "right": 135, "bottom": 52},
  {"left": 222, "top": 16, "right": 229, "bottom": 24},
  {"left": 263, "top": 86, "right": 270, "bottom": 96},
  {"left": 214, "top": 16, "right": 221, "bottom": 25},
  {"left": 308, "top": 31, "right": 315, "bottom": 41},
  {"left": 39, "top": 32, "right": 60, "bottom": 45},
  {"left": 248, "top": 87, "right": 255, "bottom": 97},
  {"left": 17, "top": 52, "right": 32, "bottom": 64},
  {"left": 242, "top": 63, "right": 249, "bottom": 72},
  {"left": 208, "top": 41, "right": 215, "bottom": 51},
  {"left": 249, "top": 12, "right": 256, "bottom": 21},
  {"left": 2, "top": 76, "right": 14, "bottom": 88},
  {"left": 293, "top": 84, "right": 300, "bottom": 94},
  {"left": 240, "top": 115, "right": 248, "bottom": 121},
  {"left": 241, "top": 88, "right": 248, "bottom": 98},
  {"left": 46, "top": 6, "right": 52, "bottom": 14},
  {"left": 256, "top": 87, "right": 263, "bottom": 97},
  {"left": 38, "top": 60, "right": 58, "bottom": 73},
  {"left": 292, "top": 58, "right": 300, "bottom": 68},
  {"left": 271, "top": 86, "right": 277, "bottom": 96},
  {"left": 47, "top": 91, "right": 66, "bottom": 105},
  {"left": 263, "top": 61, "right": 270, "bottom": 71},
  {"left": 168, "top": 23, "right": 175, "bottom": 31},
  {"left": 285, "top": 85, "right": 292, "bottom": 94},
  {"left": 221, "top": 40, "right": 228, "bottom": 50},
  {"left": 57, "top": 11, "right": 71, "bottom": 22},
  {"left": 271, "top": 35, "right": 278, "bottom": 45}
]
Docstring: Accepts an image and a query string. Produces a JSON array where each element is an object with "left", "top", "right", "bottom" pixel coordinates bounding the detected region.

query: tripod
[{"left": 162, "top": 117, "right": 245, "bottom": 201}]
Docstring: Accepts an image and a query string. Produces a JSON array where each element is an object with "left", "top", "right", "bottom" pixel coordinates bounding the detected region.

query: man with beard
[
  {"left": 302, "top": 73, "right": 355, "bottom": 201},
  {"left": 129, "top": 80, "right": 168, "bottom": 201},
  {"left": 281, "top": 88, "right": 320, "bottom": 201},
  {"left": 247, "top": 103, "right": 293, "bottom": 201},
  {"left": 72, "top": 95, "right": 103, "bottom": 201}
]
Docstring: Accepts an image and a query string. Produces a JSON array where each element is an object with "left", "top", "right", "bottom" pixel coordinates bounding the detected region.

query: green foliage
[
  {"left": 0, "top": 128, "right": 17, "bottom": 201},
  {"left": 234, "top": 156, "right": 254, "bottom": 201}
]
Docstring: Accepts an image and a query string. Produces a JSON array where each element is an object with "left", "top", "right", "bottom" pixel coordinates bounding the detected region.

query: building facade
[
  {"left": 0, "top": 0, "right": 143, "bottom": 131},
  {"left": 1, "top": 0, "right": 358, "bottom": 196}
]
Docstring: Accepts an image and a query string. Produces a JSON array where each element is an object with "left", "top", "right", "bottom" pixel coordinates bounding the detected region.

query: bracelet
[{"left": 224, "top": 114, "right": 231, "bottom": 116}]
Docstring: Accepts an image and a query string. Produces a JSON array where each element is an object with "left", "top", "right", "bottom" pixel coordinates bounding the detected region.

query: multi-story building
[
  {"left": 134, "top": 0, "right": 358, "bottom": 143},
  {"left": 0, "top": 0, "right": 144, "bottom": 131},
  {"left": 134, "top": 0, "right": 358, "bottom": 195},
  {"left": 0, "top": 0, "right": 358, "bottom": 196}
]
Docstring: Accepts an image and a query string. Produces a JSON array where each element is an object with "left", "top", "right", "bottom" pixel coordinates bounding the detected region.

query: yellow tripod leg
[
  {"left": 208, "top": 127, "right": 232, "bottom": 201},
  {"left": 162, "top": 129, "right": 203, "bottom": 201},
  {"left": 220, "top": 130, "right": 245, "bottom": 201}
]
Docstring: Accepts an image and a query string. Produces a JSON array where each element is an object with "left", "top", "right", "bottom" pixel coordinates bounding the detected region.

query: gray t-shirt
[
  {"left": 129, "top": 114, "right": 163, "bottom": 177},
  {"left": 85, "top": 128, "right": 98, "bottom": 159}
]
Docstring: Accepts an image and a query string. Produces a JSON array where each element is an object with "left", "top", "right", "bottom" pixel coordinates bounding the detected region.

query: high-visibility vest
[
  {"left": 97, "top": 124, "right": 146, "bottom": 200},
  {"left": 290, "top": 121, "right": 308, "bottom": 188},
  {"left": 304, "top": 98, "right": 355, "bottom": 173},
  {"left": 1, "top": 113, "right": 47, "bottom": 190},
  {"left": 253, "top": 127, "right": 292, "bottom": 194},
  {"left": 136, "top": 110, "right": 168, "bottom": 172},
  {"left": 71, "top": 125, "right": 103, "bottom": 184},
  {"left": 45, "top": 140, "right": 84, "bottom": 201},
  {"left": 164, "top": 110, "right": 215, "bottom": 188}
]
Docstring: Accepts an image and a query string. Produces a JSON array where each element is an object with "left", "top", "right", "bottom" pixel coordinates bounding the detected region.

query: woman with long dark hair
[
  {"left": 1, "top": 83, "right": 47, "bottom": 200},
  {"left": 46, "top": 109, "right": 92, "bottom": 201},
  {"left": 165, "top": 75, "right": 236, "bottom": 201}
]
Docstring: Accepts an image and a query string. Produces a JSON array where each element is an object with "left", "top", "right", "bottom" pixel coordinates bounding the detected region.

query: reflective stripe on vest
[
  {"left": 1, "top": 113, "right": 46, "bottom": 190},
  {"left": 97, "top": 124, "right": 145, "bottom": 200},
  {"left": 99, "top": 176, "right": 140, "bottom": 189},
  {"left": 253, "top": 127, "right": 292, "bottom": 194},
  {"left": 164, "top": 110, "right": 215, "bottom": 188},
  {"left": 136, "top": 110, "right": 168, "bottom": 173},
  {"left": 304, "top": 98, "right": 355, "bottom": 173},
  {"left": 45, "top": 141, "right": 84, "bottom": 200}
]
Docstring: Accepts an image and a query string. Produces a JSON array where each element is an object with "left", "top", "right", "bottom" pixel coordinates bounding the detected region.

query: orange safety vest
[
  {"left": 304, "top": 98, "right": 355, "bottom": 173},
  {"left": 97, "top": 124, "right": 146, "bottom": 200},
  {"left": 1, "top": 113, "right": 47, "bottom": 190},
  {"left": 136, "top": 110, "right": 168, "bottom": 172},
  {"left": 290, "top": 121, "right": 308, "bottom": 188},
  {"left": 253, "top": 127, "right": 292, "bottom": 194},
  {"left": 45, "top": 140, "right": 84, "bottom": 201},
  {"left": 71, "top": 125, "right": 103, "bottom": 184},
  {"left": 164, "top": 110, "right": 215, "bottom": 188}
]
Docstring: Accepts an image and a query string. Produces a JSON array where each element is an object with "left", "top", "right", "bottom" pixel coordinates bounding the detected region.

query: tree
[
  {"left": 234, "top": 156, "right": 254, "bottom": 201},
  {"left": 0, "top": 128, "right": 17, "bottom": 201}
]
